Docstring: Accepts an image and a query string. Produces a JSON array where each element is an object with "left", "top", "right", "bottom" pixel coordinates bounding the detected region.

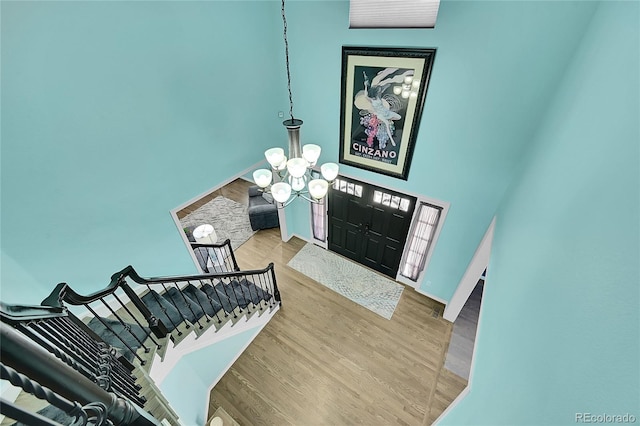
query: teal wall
[
  {"left": 1, "top": 1, "right": 287, "bottom": 302},
  {"left": 160, "top": 327, "right": 260, "bottom": 426},
  {"left": 3, "top": 1, "right": 637, "bottom": 425},
  {"left": 281, "top": 0, "right": 597, "bottom": 301},
  {"left": 441, "top": 1, "right": 639, "bottom": 424},
  {"left": 1, "top": 4, "right": 287, "bottom": 421}
]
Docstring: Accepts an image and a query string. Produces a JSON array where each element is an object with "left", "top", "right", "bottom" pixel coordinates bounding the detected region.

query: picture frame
[{"left": 339, "top": 46, "right": 436, "bottom": 180}]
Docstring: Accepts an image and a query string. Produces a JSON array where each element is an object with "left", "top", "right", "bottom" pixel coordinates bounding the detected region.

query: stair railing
[
  {"left": 121, "top": 262, "right": 281, "bottom": 328},
  {"left": 191, "top": 238, "right": 240, "bottom": 273},
  {"left": 40, "top": 260, "right": 281, "bottom": 359},
  {"left": 41, "top": 275, "right": 169, "bottom": 367},
  {"left": 0, "top": 304, "right": 160, "bottom": 425}
]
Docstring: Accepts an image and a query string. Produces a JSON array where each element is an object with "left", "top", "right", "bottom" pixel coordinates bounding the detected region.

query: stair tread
[
  {"left": 183, "top": 283, "right": 224, "bottom": 318},
  {"left": 87, "top": 316, "right": 151, "bottom": 362},
  {"left": 162, "top": 287, "right": 206, "bottom": 325},
  {"left": 202, "top": 283, "right": 237, "bottom": 314},
  {"left": 141, "top": 290, "right": 185, "bottom": 332}
]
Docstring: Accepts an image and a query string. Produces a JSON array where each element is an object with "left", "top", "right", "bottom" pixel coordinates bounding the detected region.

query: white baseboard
[{"left": 415, "top": 287, "right": 448, "bottom": 307}]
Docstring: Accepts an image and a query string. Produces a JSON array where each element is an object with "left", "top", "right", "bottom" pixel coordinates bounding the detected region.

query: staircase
[{"left": 0, "top": 239, "right": 280, "bottom": 425}]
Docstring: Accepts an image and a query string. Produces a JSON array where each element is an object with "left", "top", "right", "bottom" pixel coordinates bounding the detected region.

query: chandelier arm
[{"left": 297, "top": 192, "right": 322, "bottom": 204}]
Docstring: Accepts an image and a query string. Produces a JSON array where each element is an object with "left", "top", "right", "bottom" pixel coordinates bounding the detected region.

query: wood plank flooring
[
  {"left": 176, "top": 179, "right": 252, "bottom": 220},
  {"left": 181, "top": 179, "right": 467, "bottom": 425}
]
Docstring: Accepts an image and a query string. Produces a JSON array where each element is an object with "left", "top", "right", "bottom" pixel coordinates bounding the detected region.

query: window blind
[{"left": 349, "top": 0, "right": 440, "bottom": 29}]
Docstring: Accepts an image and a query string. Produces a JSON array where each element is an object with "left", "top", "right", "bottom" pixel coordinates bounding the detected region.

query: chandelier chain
[{"left": 281, "top": 0, "right": 294, "bottom": 121}]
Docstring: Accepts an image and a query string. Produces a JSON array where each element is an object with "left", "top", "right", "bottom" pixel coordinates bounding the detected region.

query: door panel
[
  {"left": 329, "top": 189, "right": 366, "bottom": 259},
  {"left": 379, "top": 245, "right": 401, "bottom": 277},
  {"left": 344, "top": 228, "right": 361, "bottom": 256},
  {"left": 387, "top": 213, "right": 409, "bottom": 243}
]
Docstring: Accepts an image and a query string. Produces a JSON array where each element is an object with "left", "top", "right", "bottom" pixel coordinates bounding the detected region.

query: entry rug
[
  {"left": 287, "top": 243, "right": 404, "bottom": 320},
  {"left": 180, "top": 196, "right": 256, "bottom": 250}
]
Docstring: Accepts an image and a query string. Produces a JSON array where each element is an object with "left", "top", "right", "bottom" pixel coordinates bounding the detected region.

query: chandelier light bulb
[
  {"left": 393, "top": 86, "right": 402, "bottom": 95},
  {"left": 265, "top": 147, "right": 285, "bottom": 168},
  {"left": 308, "top": 179, "right": 329, "bottom": 200},
  {"left": 402, "top": 90, "right": 410, "bottom": 99},
  {"left": 321, "top": 162, "right": 339, "bottom": 182},
  {"left": 271, "top": 182, "right": 292, "bottom": 204},
  {"left": 404, "top": 76, "right": 413, "bottom": 85},
  {"left": 302, "top": 144, "right": 322, "bottom": 165},
  {"left": 287, "top": 157, "right": 308, "bottom": 178},
  {"left": 253, "top": 169, "right": 273, "bottom": 188}
]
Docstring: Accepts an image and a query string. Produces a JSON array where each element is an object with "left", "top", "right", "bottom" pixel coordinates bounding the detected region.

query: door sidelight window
[{"left": 400, "top": 202, "right": 442, "bottom": 281}]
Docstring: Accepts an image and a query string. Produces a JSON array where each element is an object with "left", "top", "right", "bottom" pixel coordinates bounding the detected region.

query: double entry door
[{"left": 327, "top": 176, "right": 416, "bottom": 279}]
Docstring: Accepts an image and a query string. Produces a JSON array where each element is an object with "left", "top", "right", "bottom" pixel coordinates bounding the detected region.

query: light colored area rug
[
  {"left": 287, "top": 243, "right": 404, "bottom": 320},
  {"left": 180, "top": 196, "right": 256, "bottom": 250}
]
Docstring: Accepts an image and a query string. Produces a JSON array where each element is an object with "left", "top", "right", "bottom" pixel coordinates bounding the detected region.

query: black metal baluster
[
  {"left": 172, "top": 281, "right": 204, "bottom": 329},
  {"left": 34, "top": 318, "right": 100, "bottom": 365},
  {"left": 54, "top": 318, "right": 136, "bottom": 385},
  {"left": 186, "top": 281, "right": 212, "bottom": 324},
  {"left": 234, "top": 277, "right": 251, "bottom": 315},
  {"left": 226, "top": 240, "right": 240, "bottom": 271},
  {"left": 257, "top": 272, "right": 271, "bottom": 309},
  {"left": 29, "top": 318, "right": 145, "bottom": 405},
  {"left": 31, "top": 321, "right": 100, "bottom": 378},
  {"left": 146, "top": 285, "right": 182, "bottom": 335},
  {"left": 244, "top": 274, "right": 259, "bottom": 311},
  {"left": 26, "top": 321, "right": 99, "bottom": 374},
  {"left": 160, "top": 283, "right": 191, "bottom": 330},
  {"left": 216, "top": 246, "right": 224, "bottom": 272},
  {"left": 112, "top": 293, "right": 160, "bottom": 347},
  {"left": 84, "top": 305, "right": 144, "bottom": 365},
  {"left": 197, "top": 280, "right": 223, "bottom": 324},
  {"left": 208, "top": 278, "right": 229, "bottom": 319},
  {"left": 220, "top": 277, "right": 240, "bottom": 317},
  {"left": 261, "top": 272, "right": 271, "bottom": 307},
  {"left": 99, "top": 297, "right": 150, "bottom": 354},
  {"left": 56, "top": 318, "right": 141, "bottom": 396},
  {"left": 1, "top": 363, "right": 89, "bottom": 426},
  {"left": 17, "top": 323, "right": 98, "bottom": 384},
  {"left": 52, "top": 318, "right": 139, "bottom": 394},
  {"left": 254, "top": 273, "right": 265, "bottom": 311},
  {"left": 52, "top": 317, "right": 102, "bottom": 355}
]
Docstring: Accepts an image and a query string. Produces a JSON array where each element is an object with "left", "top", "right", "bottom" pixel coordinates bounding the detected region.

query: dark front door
[{"left": 328, "top": 177, "right": 416, "bottom": 278}]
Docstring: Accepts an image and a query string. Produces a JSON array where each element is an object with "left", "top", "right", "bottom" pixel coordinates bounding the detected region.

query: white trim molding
[
  {"left": 433, "top": 243, "right": 491, "bottom": 424},
  {"left": 396, "top": 196, "right": 450, "bottom": 289},
  {"left": 151, "top": 305, "right": 279, "bottom": 386},
  {"left": 169, "top": 160, "right": 266, "bottom": 273}
]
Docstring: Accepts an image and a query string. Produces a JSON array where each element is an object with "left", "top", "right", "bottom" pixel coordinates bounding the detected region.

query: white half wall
[{"left": 443, "top": 217, "right": 495, "bottom": 322}]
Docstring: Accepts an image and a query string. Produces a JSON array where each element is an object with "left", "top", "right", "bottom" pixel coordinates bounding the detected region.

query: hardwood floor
[
  {"left": 176, "top": 178, "right": 253, "bottom": 220},
  {"left": 180, "top": 179, "right": 468, "bottom": 425}
]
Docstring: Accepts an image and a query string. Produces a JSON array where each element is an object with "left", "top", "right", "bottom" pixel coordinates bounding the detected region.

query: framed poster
[{"left": 339, "top": 46, "right": 436, "bottom": 180}]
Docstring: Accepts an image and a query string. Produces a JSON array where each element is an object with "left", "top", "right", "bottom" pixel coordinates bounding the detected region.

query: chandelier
[{"left": 252, "top": 0, "right": 339, "bottom": 208}]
